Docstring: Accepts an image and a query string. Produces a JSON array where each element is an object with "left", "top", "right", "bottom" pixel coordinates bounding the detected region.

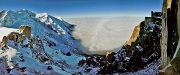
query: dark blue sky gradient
[{"left": 0, "top": 0, "right": 163, "bottom": 18}]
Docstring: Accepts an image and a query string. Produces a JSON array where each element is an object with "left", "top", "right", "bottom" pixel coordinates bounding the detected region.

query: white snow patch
[
  {"left": 124, "top": 57, "right": 130, "bottom": 61},
  {"left": 23, "top": 38, "right": 29, "bottom": 45},
  {"left": 0, "top": 27, "right": 18, "bottom": 40},
  {"left": 89, "top": 68, "right": 100, "bottom": 75},
  {"left": 0, "top": 46, "right": 17, "bottom": 69},
  {"left": 136, "top": 45, "right": 143, "bottom": 52},
  {"left": 55, "top": 16, "right": 63, "bottom": 20}
]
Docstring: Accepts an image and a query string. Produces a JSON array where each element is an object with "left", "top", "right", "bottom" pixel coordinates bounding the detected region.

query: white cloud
[{"left": 64, "top": 17, "right": 144, "bottom": 55}]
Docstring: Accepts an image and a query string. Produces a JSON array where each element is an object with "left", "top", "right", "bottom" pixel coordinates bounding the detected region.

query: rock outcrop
[
  {"left": 0, "top": 25, "right": 31, "bottom": 49},
  {"left": 0, "top": 25, "right": 69, "bottom": 74},
  {"left": 0, "top": 36, "right": 8, "bottom": 49},
  {"left": 19, "top": 25, "right": 31, "bottom": 38},
  {"left": 159, "top": 0, "right": 180, "bottom": 74},
  {"left": 7, "top": 26, "right": 31, "bottom": 46},
  {"left": 5, "top": 25, "right": 50, "bottom": 63},
  {"left": 2, "top": 36, "right": 8, "bottom": 45},
  {"left": 160, "top": 0, "right": 172, "bottom": 70},
  {"left": 105, "top": 52, "right": 111, "bottom": 57},
  {"left": 125, "top": 24, "right": 140, "bottom": 45}
]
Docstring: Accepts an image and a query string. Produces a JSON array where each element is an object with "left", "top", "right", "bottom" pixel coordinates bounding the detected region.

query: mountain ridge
[{"left": 0, "top": 9, "right": 87, "bottom": 74}]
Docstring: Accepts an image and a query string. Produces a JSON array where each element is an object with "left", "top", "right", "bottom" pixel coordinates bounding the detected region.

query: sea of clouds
[{"left": 64, "top": 17, "right": 144, "bottom": 55}]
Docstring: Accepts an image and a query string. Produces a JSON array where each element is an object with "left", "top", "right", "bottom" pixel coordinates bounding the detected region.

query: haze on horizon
[{"left": 0, "top": 0, "right": 163, "bottom": 18}]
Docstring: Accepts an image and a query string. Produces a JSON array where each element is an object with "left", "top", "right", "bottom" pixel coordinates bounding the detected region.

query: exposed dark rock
[
  {"left": 78, "top": 11, "right": 162, "bottom": 74},
  {"left": 19, "top": 55, "right": 25, "bottom": 62},
  {"left": 106, "top": 52, "right": 115, "bottom": 63},
  {"left": 20, "top": 67, "right": 27, "bottom": 72},
  {"left": 47, "top": 40, "right": 56, "bottom": 47},
  {"left": 166, "top": 0, "right": 179, "bottom": 60},
  {"left": 47, "top": 66, "right": 53, "bottom": 70},
  {"left": 66, "top": 52, "right": 71, "bottom": 56},
  {"left": 6, "top": 68, "right": 12, "bottom": 73}
]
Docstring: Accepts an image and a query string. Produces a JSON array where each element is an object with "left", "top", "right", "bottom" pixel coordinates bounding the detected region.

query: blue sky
[{"left": 0, "top": 0, "right": 163, "bottom": 18}]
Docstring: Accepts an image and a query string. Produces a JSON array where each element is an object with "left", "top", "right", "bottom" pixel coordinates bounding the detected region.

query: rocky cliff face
[
  {"left": 78, "top": 11, "right": 162, "bottom": 74},
  {"left": 160, "top": 0, "right": 171, "bottom": 70},
  {"left": 19, "top": 25, "right": 31, "bottom": 38},
  {"left": 0, "top": 36, "right": 7, "bottom": 49},
  {"left": 159, "top": 0, "right": 180, "bottom": 74},
  {"left": 125, "top": 24, "right": 140, "bottom": 46}
]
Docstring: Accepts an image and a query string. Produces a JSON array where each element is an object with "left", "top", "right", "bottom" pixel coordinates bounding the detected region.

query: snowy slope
[
  {"left": 0, "top": 9, "right": 84, "bottom": 54},
  {"left": 0, "top": 9, "right": 86, "bottom": 74}
]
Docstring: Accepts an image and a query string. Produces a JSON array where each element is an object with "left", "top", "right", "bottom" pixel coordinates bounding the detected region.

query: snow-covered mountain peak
[
  {"left": 0, "top": 9, "right": 85, "bottom": 53},
  {"left": 0, "top": 9, "right": 86, "bottom": 74},
  {"left": 0, "top": 9, "right": 71, "bottom": 36},
  {"left": 35, "top": 12, "right": 48, "bottom": 18},
  {"left": 35, "top": 13, "right": 52, "bottom": 24},
  {"left": 55, "top": 16, "right": 63, "bottom": 20}
]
